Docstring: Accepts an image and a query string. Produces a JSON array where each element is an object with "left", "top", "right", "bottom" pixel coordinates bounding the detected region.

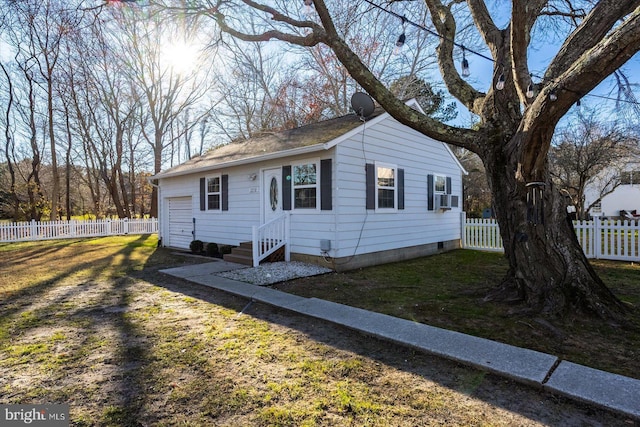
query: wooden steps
[
  {"left": 223, "top": 241, "right": 253, "bottom": 266},
  {"left": 223, "top": 241, "right": 287, "bottom": 266}
]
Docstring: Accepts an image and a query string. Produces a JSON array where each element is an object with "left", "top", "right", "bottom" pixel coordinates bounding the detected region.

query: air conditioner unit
[{"left": 436, "top": 194, "right": 452, "bottom": 210}]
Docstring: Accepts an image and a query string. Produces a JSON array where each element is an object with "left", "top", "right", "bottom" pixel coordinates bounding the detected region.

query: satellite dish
[{"left": 351, "top": 92, "right": 375, "bottom": 118}]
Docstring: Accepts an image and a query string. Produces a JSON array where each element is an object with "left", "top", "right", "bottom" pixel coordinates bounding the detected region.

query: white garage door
[{"left": 167, "top": 197, "right": 193, "bottom": 249}]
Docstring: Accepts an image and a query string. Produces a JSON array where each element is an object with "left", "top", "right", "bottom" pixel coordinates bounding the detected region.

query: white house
[
  {"left": 153, "top": 100, "right": 467, "bottom": 271},
  {"left": 584, "top": 160, "right": 640, "bottom": 219}
]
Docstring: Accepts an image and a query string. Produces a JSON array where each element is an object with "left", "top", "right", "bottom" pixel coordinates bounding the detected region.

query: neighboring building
[
  {"left": 153, "top": 100, "right": 467, "bottom": 271},
  {"left": 584, "top": 161, "right": 640, "bottom": 219}
]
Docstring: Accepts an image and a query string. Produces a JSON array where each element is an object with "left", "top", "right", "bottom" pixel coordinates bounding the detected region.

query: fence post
[
  {"left": 460, "top": 211, "right": 467, "bottom": 248},
  {"left": 30, "top": 219, "right": 36, "bottom": 240},
  {"left": 124, "top": 218, "right": 129, "bottom": 235},
  {"left": 594, "top": 218, "right": 600, "bottom": 259}
]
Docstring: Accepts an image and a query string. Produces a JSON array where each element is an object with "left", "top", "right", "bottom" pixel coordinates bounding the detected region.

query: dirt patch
[{"left": 0, "top": 236, "right": 636, "bottom": 425}]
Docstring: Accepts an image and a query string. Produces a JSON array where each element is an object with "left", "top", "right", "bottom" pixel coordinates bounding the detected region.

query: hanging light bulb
[
  {"left": 393, "top": 16, "right": 407, "bottom": 56},
  {"left": 526, "top": 74, "right": 535, "bottom": 98},
  {"left": 526, "top": 82, "right": 534, "bottom": 98},
  {"left": 303, "top": 0, "right": 313, "bottom": 15},
  {"left": 549, "top": 89, "right": 558, "bottom": 101},
  {"left": 461, "top": 48, "right": 470, "bottom": 77},
  {"left": 576, "top": 98, "right": 581, "bottom": 107},
  {"left": 393, "top": 32, "right": 406, "bottom": 55},
  {"left": 495, "top": 72, "right": 505, "bottom": 90}
]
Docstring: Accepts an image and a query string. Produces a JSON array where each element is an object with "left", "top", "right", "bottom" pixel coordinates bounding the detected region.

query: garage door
[{"left": 167, "top": 197, "right": 193, "bottom": 249}]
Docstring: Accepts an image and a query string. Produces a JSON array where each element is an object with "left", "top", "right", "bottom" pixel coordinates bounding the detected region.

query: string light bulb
[
  {"left": 393, "top": 16, "right": 407, "bottom": 55},
  {"left": 549, "top": 89, "right": 558, "bottom": 101},
  {"left": 526, "top": 75, "right": 535, "bottom": 98},
  {"left": 303, "top": 0, "right": 313, "bottom": 14},
  {"left": 495, "top": 72, "right": 505, "bottom": 90},
  {"left": 526, "top": 83, "right": 534, "bottom": 98},
  {"left": 461, "top": 48, "right": 470, "bottom": 77}
]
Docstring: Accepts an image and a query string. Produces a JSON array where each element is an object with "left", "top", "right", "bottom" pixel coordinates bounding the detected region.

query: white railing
[
  {"left": 0, "top": 218, "right": 158, "bottom": 243},
  {"left": 462, "top": 213, "right": 640, "bottom": 261},
  {"left": 252, "top": 213, "right": 290, "bottom": 267}
]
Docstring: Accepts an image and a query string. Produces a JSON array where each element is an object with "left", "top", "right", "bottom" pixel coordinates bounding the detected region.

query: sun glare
[{"left": 161, "top": 42, "right": 200, "bottom": 75}]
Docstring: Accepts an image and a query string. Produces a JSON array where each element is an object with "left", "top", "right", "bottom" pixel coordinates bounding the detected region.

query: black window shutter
[
  {"left": 222, "top": 174, "right": 229, "bottom": 211},
  {"left": 427, "top": 174, "right": 434, "bottom": 211},
  {"left": 398, "top": 168, "right": 405, "bottom": 210},
  {"left": 199, "top": 177, "right": 206, "bottom": 211},
  {"left": 446, "top": 176, "right": 452, "bottom": 195},
  {"left": 365, "top": 163, "right": 375, "bottom": 210},
  {"left": 451, "top": 196, "right": 459, "bottom": 208},
  {"left": 320, "top": 159, "right": 332, "bottom": 210},
  {"left": 282, "top": 166, "right": 292, "bottom": 211}
]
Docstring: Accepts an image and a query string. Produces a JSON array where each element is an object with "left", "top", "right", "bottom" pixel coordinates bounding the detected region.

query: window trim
[
  {"left": 206, "top": 174, "right": 222, "bottom": 211},
  {"left": 291, "top": 159, "right": 320, "bottom": 211},
  {"left": 375, "top": 162, "right": 397, "bottom": 211}
]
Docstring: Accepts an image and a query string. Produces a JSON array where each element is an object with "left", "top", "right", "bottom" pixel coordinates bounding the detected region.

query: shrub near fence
[
  {"left": 462, "top": 214, "right": 640, "bottom": 262},
  {"left": 0, "top": 218, "right": 158, "bottom": 243}
]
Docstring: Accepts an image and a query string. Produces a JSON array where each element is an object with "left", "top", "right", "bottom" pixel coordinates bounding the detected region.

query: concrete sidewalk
[{"left": 160, "top": 261, "right": 640, "bottom": 420}]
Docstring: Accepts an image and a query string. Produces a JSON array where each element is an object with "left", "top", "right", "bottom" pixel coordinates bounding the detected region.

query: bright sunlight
[{"left": 161, "top": 41, "right": 200, "bottom": 75}]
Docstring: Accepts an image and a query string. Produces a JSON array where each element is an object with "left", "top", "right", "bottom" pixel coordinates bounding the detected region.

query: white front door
[{"left": 263, "top": 168, "right": 283, "bottom": 223}]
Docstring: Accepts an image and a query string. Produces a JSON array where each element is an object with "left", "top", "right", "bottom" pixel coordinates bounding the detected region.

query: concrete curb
[{"left": 160, "top": 263, "right": 640, "bottom": 420}]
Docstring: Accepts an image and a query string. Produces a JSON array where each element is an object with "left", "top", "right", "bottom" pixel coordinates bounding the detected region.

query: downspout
[{"left": 147, "top": 177, "right": 162, "bottom": 246}]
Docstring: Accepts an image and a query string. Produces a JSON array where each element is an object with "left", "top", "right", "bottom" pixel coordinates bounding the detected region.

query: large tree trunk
[{"left": 484, "top": 145, "right": 628, "bottom": 320}]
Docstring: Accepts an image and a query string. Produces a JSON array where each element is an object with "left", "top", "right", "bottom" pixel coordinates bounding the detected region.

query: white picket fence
[
  {"left": 0, "top": 218, "right": 158, "bottom": 243},
  {"left": 463, "top": 215, "right": 640, "bottom": 261}
]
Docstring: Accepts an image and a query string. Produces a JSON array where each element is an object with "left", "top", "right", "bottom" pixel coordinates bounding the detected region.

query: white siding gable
[{"left": 332, "top": 113, "right": 463, "bottom": 258}]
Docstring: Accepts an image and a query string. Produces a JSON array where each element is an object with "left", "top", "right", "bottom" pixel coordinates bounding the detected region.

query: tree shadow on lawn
[
  {"left": 0, "top": 236, "right": 163, "bottom": 426},
  {"left": 144, "top": 255, "right": 633, "bottom": 426},
  {"left": 3, "top": 239, "right": 631, "bottom": 425}
]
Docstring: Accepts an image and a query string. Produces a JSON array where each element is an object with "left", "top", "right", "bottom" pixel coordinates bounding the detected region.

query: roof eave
[{"left": 153, "top": 143, "right": 328, "bottom": 180}]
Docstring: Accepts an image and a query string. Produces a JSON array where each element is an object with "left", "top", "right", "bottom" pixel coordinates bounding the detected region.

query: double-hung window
[
  {"left": 434, "top": 175, "right": 447, "bottom": 194},
  {"left": 293, "top": 162, "right": 318, "bottom": 209},
  {"left": 207, "top": 175, "right": 221, "bottom": 210},
  {"left": 376, "top": 163, "right": 397, "bottom": 209}
]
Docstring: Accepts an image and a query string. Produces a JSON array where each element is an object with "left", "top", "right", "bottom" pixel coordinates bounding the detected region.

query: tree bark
[{"left": 483, "top": 140, "right": 628, "bottom": 319}]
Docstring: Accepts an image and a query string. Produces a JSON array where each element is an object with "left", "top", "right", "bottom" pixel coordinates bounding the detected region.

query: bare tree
[
  {"left": 169, "top": 0, "right": 640, "bottom": 319},
  {"left": 550, "top": 111, "right": 639, "bottom": 219},
  {"left": 112, "top": 8, "right": 212, "bottom": 217},
  {"left": 0, "top": 61, "right": 20, "bottom": 220}
]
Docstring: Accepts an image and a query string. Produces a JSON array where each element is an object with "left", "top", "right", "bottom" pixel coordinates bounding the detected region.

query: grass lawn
[
  {"left": 275, "top": 250, "right": 640, "bottom": 380},
  {"left": 0, "top": 236, "right": 636, "bottom": 426}
]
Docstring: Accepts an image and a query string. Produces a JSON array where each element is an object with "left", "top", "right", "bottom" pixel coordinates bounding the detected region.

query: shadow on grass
[
  {"left": 0, "top": 235, "right": 162, "bottom": 426},
  {"left": 144, "top": 254, "right": 631, "bottom": 426},
  {"left": 1, "top": 238, "right": 632, "bottom": 425}
]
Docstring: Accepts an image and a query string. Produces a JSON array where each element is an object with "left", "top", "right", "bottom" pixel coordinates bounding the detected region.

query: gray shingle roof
[{"left": 155, "top": 109, "right": 384, "bottom": 178}]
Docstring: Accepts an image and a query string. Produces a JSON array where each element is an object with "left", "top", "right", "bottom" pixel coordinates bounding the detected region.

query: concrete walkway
[{"left": 160, "top": 261, "right": 640, "bottom": 420}]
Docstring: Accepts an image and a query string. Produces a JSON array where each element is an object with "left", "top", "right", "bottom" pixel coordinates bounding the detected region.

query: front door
[{"left": 263, "top": 168, "right": 282, "bottom": 223}]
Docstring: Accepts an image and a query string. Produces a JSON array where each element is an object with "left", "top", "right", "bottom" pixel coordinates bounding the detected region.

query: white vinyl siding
[{"left": 332, "top": 114, "right": 463, "bottom": 258}]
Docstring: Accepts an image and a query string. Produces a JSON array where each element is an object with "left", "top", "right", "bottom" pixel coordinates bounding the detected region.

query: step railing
[{"left": 251, "top": 213, "right": 290, "bottom": 267}]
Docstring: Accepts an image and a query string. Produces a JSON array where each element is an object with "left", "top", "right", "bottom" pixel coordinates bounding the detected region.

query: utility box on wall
[{"left": 320, "top": 239, "right": 331, "bottom": 252}]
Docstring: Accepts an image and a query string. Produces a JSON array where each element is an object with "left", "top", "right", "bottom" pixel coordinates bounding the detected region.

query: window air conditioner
[{"left": 436, "top": 194, "right": 452, "bottom": 210}]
